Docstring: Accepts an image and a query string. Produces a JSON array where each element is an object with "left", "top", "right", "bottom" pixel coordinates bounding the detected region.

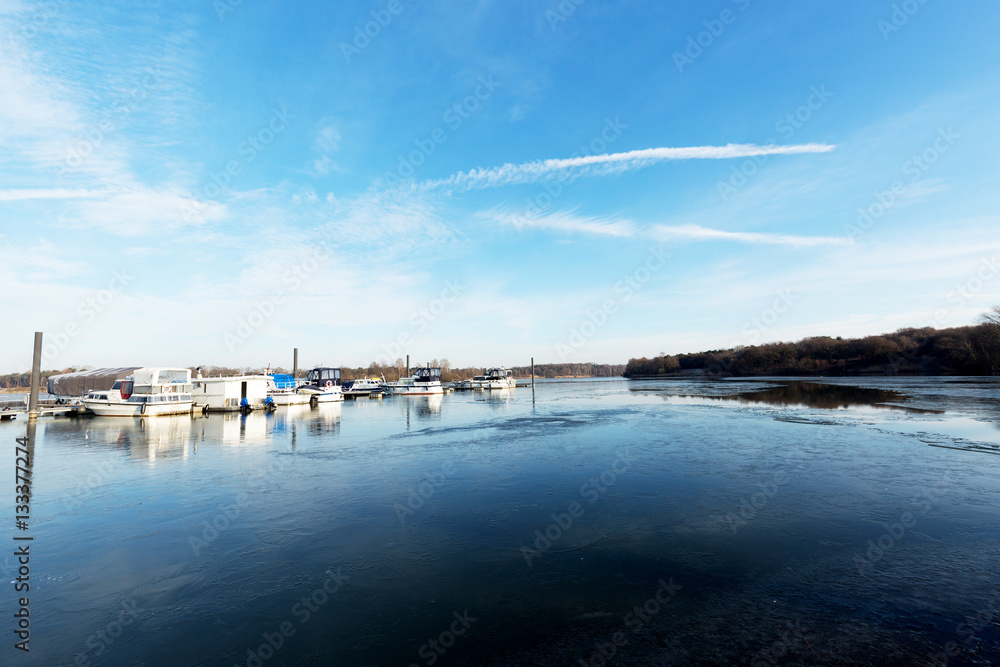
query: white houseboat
[
  {"left": 82, "top": 368, "right": 194, "bottom": 417},
  {"left": 384, "top": 367, "right": 444, "bottom": 396},
  {"left": 191, "top": 370, "right": 270, "bottom": 413}
]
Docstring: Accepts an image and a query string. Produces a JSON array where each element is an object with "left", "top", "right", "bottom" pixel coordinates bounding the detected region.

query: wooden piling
[{"left": 28, "top": 332, "right": 42, "bottom": 420}]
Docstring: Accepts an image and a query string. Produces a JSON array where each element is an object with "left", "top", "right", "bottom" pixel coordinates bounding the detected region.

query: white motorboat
[
  {"left": 191, "top": 370, "right": 270, "bottom": 412},
  {"left": 482, "top": 367, "right": 516, "bottom": 390},
  {"left": 267, "top": 374, "right": 311, "bottom": 406},
  {"left": 296, "top": 368, "right": 344, "bottom": 403},
  {"left": 84, "top": 379, "right": 129, "bottom": 405},
  {"left": 468, "top": 368, "right": 516, "bottom": 390},
  {"left": 342, "top": 376, "right": 384, "bottom": 398},
  {"left": 82, "top": 368, "right": 194, "bottom": 417},
  {"left": 383, "top": 367, "right": 444, "bottom": 396}
]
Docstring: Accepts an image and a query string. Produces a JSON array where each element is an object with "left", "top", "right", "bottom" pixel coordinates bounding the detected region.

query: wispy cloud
[
  {"left": 650, "top": 223, "right": 852, "bottom": 247},
  {"left": 0, "top": 188, "right": 110, "bottom": 201},
  {"left": 484, "top": 208, "right": 637, "bottom": 237},
  {"left": 486, "top": 208, "right": 850, "bottom": 247},
  {"left": 421, "top": 143, "right": 836, "bottom": 192}
]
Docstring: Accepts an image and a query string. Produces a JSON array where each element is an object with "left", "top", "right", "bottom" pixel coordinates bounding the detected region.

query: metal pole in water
[
  {"left": 293, "top": 348, "right": 299, "bottom": 376},
  {"left": 531, "top": 357, "right": 535, "bottom": 390},
  {"left": 406, "top": 354, "right": 409, "bottom": 377},
  {"left": 28, "top": 332, "right": 42, "bottom": 420}
]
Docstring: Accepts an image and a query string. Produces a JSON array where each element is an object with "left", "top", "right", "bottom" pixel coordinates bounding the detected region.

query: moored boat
[
  {"left": 191, "top": 370, "right": 270, "bottom": 412},
  {"left": 384, "top": 367, "right": 444, "bottom": 396},
  {"left": 342, "top": 376, "right": 385, "bottom": 398},
  {"left": 297, "top": 368, "right": 345, "bottom": 403},
  {"left": 82, "top": 368, "right": 194, "bottom": 417},
  {"left": 267, "top": 374, "right": 311, "bottom": 406},
  {"left": 482, "top": 367, "right": 516, "bottom": 390}
]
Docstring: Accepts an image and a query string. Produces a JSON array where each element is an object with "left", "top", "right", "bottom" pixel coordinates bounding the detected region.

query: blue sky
[{"left": 2, "top": 0, "right": 999, "bottom": 372}]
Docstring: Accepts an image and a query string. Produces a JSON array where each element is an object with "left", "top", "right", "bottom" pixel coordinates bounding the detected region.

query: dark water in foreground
[{"left": 3, "top": 377, "right": 1000, "bottom": 666}]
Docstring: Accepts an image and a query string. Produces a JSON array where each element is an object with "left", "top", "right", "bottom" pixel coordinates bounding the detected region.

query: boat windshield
[{"left": 414, "top": 368, "right": 441, "bottom": 381}]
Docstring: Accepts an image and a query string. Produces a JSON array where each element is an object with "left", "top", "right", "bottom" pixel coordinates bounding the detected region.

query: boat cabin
[
  {"left": 414, "top": 367, "right": 441, "bottom": 383},
  {"left": 306, "top": 367, "right": 342, "bottom": 387}
]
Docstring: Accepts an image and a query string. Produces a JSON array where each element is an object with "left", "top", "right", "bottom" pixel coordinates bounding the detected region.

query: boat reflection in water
[
  {"left": 79, "top": 415, "right": 195, "bottom": 461},
  {"left": 306, "top": 402, "right": 343, "bottom": 436},
  {"left": 474, "top": 387, "right": 516, "bottom": 407},
  {"left": 192, "top": 410, "right": 270, "bottom": 447},
  {"left": 396, "top": 393, "right": 443, "bottom": 430}
]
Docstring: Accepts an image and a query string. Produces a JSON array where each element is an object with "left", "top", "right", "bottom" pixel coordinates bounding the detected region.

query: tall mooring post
[
  {"left": 406, "top": 354, "right": 410, "bottom": 377},
  {"left": 293, "top": 348, "right": 298, "bottom": 376},
  {"left": 28, "top": 332, "right": 42, "bottom": 420},
  {"left": 530, "top": 357, "right": 535, "bottom": 390}
]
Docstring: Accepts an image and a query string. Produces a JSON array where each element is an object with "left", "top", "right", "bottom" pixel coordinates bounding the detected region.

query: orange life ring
[{"left": 325, "top": 380, "right": 333, "bottom": 388}]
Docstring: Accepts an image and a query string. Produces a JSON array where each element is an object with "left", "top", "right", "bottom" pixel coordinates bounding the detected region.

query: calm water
[{"left": 3, "top": 377, "right": 1000, "bottom": 666}]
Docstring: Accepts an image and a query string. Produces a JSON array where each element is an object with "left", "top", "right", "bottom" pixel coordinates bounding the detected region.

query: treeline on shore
[
  {"left": 1, "top": 361, "right": 623, "bottom": 390},
  {"left": 195, "top": 361, "right": 625, "bottom": 382},
  {"left": 0, "top": 368, "right": 78, "bottom": 390},
  {"left": 624, "top": 312, "right": 1000, "bottom": 378}
]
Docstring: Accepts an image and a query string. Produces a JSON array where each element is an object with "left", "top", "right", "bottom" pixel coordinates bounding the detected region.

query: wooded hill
[{"left": 624, "top": 314, "right": 1000, "bottom": 378}]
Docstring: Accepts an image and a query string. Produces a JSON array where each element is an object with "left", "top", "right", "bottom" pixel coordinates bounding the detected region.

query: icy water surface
[{"left": 3, "top": 377, "right": 1000, "bottom": 666}]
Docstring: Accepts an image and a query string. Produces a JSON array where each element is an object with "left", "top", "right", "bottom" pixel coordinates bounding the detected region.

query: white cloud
[
  {"left": 0, "top": 188, "right": 110, "bottom": 201},
  {"left": 485, "top": 208, "right": 851, "bottom": 247},
  {"left": 649, "top": 223, "right": 853, "bottom": 247},
  {"left": 421, "top": 143, "right": 836, "bottom": 192},
  {"left": 484, "top": 208, "right": 637, "bottom": 237},
  {"left": 315, "top": 121, "right": 342, "bottom": 153},
  {"left": 71, "top": 189, "right": 228, "bottom": 236}
]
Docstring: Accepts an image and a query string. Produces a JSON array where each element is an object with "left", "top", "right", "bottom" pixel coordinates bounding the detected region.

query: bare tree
[{"left": 980, "top": 305, "right": 1000, "bottom": 327}]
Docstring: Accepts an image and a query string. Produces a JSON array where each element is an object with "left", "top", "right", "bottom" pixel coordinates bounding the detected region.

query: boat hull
[
  {"left": 384, "top": 385, "right": 444, "bottom": 396},
  {"left": 268, "top": 392, "right": 311, "bottom": 406},
  {"left": 84, "top": 400, "right": 193, "bottom": 417}
]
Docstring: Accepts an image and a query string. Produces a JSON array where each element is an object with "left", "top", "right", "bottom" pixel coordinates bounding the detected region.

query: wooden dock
[{"left": 0, "top": 405, "right": 85, "bottom": 421}]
